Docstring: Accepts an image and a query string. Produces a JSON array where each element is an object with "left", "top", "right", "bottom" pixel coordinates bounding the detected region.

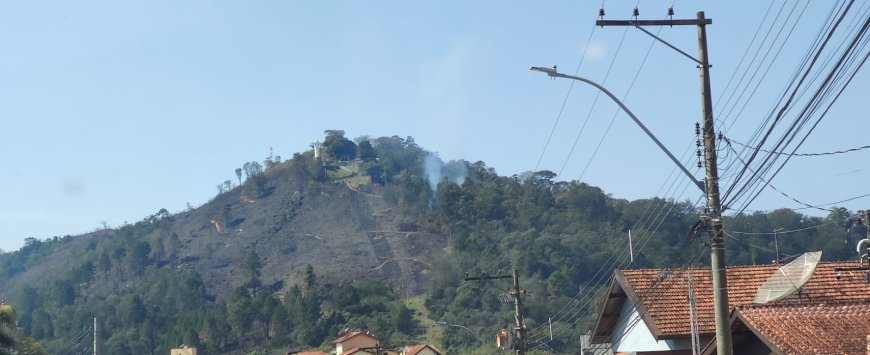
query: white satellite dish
[{"left": 753, "top": 251, "right": 822, "bottom": 304}]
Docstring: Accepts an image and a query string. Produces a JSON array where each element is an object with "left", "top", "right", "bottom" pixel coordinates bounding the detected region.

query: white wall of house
[{"left": 611, "top": 301, "right": 697, "bottom": 353}]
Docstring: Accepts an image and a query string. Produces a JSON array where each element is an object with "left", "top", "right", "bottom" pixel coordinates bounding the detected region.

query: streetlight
[
  {"left": 436, "top": 320, "right": 480, "bottom": 343},
  {"left": 529, "top": 66, "right": 704, "bottom": 193},
  {"left": 436, "top": 320, "right": 476, "bottom": 336}
]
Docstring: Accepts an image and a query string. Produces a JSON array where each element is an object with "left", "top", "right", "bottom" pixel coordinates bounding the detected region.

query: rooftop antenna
[{"left": 753, "top": 251, "right": 821, "bottom": 304}]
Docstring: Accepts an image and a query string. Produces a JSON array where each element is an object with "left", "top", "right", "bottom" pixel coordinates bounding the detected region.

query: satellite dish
[{"left": 754, "top": 251, "right": 822, "bottom": 304}]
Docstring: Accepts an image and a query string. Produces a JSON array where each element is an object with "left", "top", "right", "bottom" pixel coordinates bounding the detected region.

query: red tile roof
[
  {"left": 405, "top": 344, "right": 442, "bottom": 355},
  {"left": 333, "top": 331, "right": 379, "bottom": 344},
  {"left": 731, "top": 302, "right": 870, "bottom": 355},
  {"left": 592, "top": 261, "right": 870, "bottom": 342}
]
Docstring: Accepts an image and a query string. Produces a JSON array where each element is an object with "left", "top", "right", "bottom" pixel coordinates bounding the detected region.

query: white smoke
[
  {"left": 423, "top": 152, "right": 468, "bottom": 194},
  {"left": 424, "top": 153, "right": 443, "bottom": 193}
]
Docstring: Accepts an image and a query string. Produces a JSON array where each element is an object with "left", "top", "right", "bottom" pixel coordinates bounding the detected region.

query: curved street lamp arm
[{"left": 530, "top": 66, "right": 705, "bottom": 192}]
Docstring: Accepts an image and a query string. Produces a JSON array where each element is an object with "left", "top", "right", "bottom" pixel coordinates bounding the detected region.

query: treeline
[
  {"left": 7, "top": 215, "right": 416, "bottom": 354},
  {"left": 421, "top": 162, "right": 864, "bottom": 352},
  {"left": 1, "top": 132, "right": 863, "bottom": 354}
]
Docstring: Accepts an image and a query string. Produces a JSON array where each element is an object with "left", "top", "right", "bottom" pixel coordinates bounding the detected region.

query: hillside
[
  {"left": 1, "top": 159, "right": 442, "bottom": 304},
  {"left": 0, "top": 132, "right": 864, "bottom": 354}
]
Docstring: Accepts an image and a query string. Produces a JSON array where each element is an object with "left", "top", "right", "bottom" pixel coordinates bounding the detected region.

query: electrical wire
[
  {"left": 556, "top": 25, "right": 631, "bottom": 179},
  {"left": 531, "top": 218, "right": 708, "bottom": 350},
  {"left": 525, "top": 114, "right": 708, "bottom": 345},
  {"left": 719, "top": 0, "right": 844, "bottom": 187},
  {"left": 572, "top": 23, "right": 664, "bottom": 180},
  {"left": 724, "top": 136, "right": 870, "bottom": 157},
  {"left": 534, "top": 23, "right": 600, "bottom": 172},
  {"left": 724, "top": 1, "right": 868, "bottom": 213},
  {"left": 527, "top": 184, "right": 702, "bottom": 345},
  {"left": 727, "top": 220, "right": 840, "bottom": 236},
  {"left": 53, "top": 325, "right": 92, "bottom": 355}
]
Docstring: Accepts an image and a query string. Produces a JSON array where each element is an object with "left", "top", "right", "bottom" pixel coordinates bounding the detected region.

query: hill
[{"left": 0, "top": 131, "right": 864, "bottom": 354}]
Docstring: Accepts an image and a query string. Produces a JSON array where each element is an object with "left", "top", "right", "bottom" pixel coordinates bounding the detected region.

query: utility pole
[
  {"left": 865, "top": 210, "right": 870, "bottom": 239},
  {"left": 465, "top": 269, "right": 527, "bottom": 355},
  {"left": 93, "top": 317, "right": 98, "bottom": 355},
  {"left": 597, "top": 10, "right": 733, "bottom": 355}
]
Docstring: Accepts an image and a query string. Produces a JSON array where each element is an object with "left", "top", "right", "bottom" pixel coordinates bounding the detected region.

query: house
[
  {"left": 170, "top": 346, "right": 197, "bottom": 355},
  {"left": 590, "top": 261, "right": 870, "bottom": 354},
  {"left": 402, "top": 344, "right": 442, "bottom": 355},
  {"left": 333, "top": 331, "right": 379, "bottom": 355},
  {"left": 701, "top": 301, "right": 870, "bottom": 355}
]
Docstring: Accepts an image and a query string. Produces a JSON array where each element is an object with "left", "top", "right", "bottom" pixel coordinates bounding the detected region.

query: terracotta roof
[
  {"left": 333, "top": 331, "right": 379, "bottom": 344},
  {"left": 708, "top": 302, "right": 870, "bottom": 355},
  {"left": 592, "top": 261, "right": 870, "bottom": 342},
  {"left": 405, "top": 344, "right": 442, "bottom": 355}
]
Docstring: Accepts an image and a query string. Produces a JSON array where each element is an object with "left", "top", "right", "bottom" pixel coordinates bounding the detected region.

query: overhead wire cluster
[
  {"left": 52, "top": 323, "right": 93, "bottom": 355},
  {"left": 528, "top": 0, "right": 869, "bottom": 351},
  {"left": 719, "top": 0, "right": 870, "bottom": 216},
  {"left": 523, "top": 6, "right": 740, "bottom": 351},
  {"left": 472, "top": 1, "right": 868, "bottom": 352}
]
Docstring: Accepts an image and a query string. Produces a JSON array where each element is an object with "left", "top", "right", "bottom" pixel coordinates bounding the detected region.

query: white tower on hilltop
[{"left": 311, "top": 140, "right": 322, "bottom": 159}]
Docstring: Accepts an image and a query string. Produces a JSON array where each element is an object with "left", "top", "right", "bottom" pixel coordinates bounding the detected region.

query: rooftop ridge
[
  {"left": 736, "top": 299, "right": 870, "bottom": 310},
  {"left": 620, "top": 260, "right": 859, "bottom": 273}
]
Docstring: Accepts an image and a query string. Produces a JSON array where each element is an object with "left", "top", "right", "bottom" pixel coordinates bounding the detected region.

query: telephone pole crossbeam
[
  {"left": 595, "top": 19, "right": 712, "bottom": 26},
  {"left": 596, "top": 11, "right": 733, "bottom": 355}
]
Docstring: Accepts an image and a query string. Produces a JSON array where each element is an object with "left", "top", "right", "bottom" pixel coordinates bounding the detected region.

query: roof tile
[
  {"left": 734, "top": 302, "right": 870, "bottom": 354},
  {"left": 617, "top": 261, "right": 870, "bottom": 338}
]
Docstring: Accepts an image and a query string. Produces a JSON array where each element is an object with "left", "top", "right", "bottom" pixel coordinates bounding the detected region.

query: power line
[
  {"left": 723, "top": 136, "right": 870, "bottom": 157},
  {"left": 557, "top": 25, "right": 631, "bottom": 179},
  {"left": 727, "top": 220, "right": 839, "bottom": 236},
  {"left": 534, "top": 23, "right": 599, "bottom": 172},
  {"left": 571, "top": 22, "right": 663, "bottom": 180},
  {"left": 723, "top": 0, "right": 868, "bottom": 211}
]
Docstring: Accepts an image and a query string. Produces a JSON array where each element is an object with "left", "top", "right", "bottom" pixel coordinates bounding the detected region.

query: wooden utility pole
[
  {"left": 465, "top": 269, "right": 526, "bottom": 355},
  {"left": 597, "top": 11, "right": 733, "bottom": 355},
  {"left": 511, "top": 269, "right": 527, "bottom": 355}
]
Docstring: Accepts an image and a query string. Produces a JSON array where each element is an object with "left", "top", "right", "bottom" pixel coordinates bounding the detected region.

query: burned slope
[{"left": 0, "top": 155, "right": 446, "bottom": 303}]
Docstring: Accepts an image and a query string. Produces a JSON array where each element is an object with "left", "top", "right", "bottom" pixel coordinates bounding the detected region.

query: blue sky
[{"left": 1, "top": 1, "right": 868, "bottom": 252}]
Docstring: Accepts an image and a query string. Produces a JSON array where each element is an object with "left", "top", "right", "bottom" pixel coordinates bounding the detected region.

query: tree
[
  {"left": 235, "top": 168, "right": 243, "bottom": 185},
  {"left": 250, "top": 161, "right": 263, "bottom": 175},
  {"left": 223, "top": 204, "right": 232, "bottom": 226},
  {"left": 0, "top": 305, "right": 45, "bottom": 355},
  {"left": 243, "top": 251, "right": 263, "bottom": 293},
  {"left": 323, "top": 130, "right": 357, "bottom": 161},
  {"left": 0, "top": 304, "right": 16, "bottom": 352},
  {"left": 243, "top": 162, "right": 252, "bottom": 179},
  {"left": 302, "top": 264, "right": 316, "bottom": 295},
  {"left": 357, "top": 139, "right": 376, "bottom": 161}
]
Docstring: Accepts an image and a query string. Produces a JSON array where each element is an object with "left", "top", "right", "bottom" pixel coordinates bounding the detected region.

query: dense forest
[{"left": 1, "top": 131, "right": 865, "bottom": 354}]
